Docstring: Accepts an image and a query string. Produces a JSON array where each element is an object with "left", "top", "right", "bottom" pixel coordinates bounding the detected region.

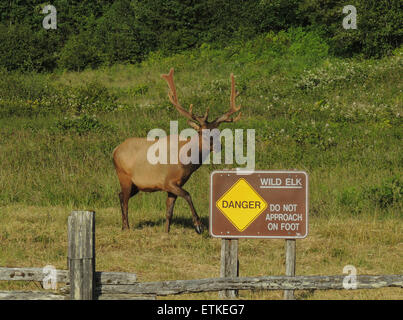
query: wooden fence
[{"left": 0, "top": 211, "right": 402, "bottom": 300}]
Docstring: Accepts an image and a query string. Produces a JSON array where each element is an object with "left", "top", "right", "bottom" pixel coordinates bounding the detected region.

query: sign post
[
  {"left": 210, "top": 170, "right": 308, "bottom": 299},
  {"left": 219, "top": 239, "right": 239, "bottom": 299},
  {"left": 284, "top": 239, "right": 296, "bottom": 300}
]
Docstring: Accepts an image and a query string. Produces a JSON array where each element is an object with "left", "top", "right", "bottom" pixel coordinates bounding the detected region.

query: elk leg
[
  {"left": 167, "top": 184, "right": 204, "bottom": 234},
  {"left": 119, "top": 184, "right": 139, "bottom": 230},
  {"left": 117, "top": 172, "right": 138, "bottom": 230},
  {"left": 118, "top": 191, "right": 129, "bottom": 230},
  {"left": 165, "top": 192, "right": 177, "bottom": 233}
]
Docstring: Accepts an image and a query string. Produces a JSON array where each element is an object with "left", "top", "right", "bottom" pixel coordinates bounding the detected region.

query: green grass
[
  {"left": 0, "top": 205, "right": 401, "bottom": 299},
  {"left": 0, "top": 40, "right": 401, "bottom": 216},
  {"left": 0, "top": 31, "right": 402, "bottom": 299}
]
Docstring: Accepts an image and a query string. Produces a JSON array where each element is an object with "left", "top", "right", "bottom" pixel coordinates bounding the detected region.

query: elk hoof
[{"left": 195, "top": 223, "right": 204, "bottom": 234}]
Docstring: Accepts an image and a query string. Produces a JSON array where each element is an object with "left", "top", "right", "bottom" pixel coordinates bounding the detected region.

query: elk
[{"left": 112, "top": 68, "right": 242, "bottom": 234}]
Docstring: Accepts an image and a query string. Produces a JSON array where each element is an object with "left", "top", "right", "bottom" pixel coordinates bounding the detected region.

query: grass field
[
  {"left": 0, "top": 205, "right": 401, "bottom": 299},
  {"left": 0, "top": 31, "right": 402, "bottom": 299}
]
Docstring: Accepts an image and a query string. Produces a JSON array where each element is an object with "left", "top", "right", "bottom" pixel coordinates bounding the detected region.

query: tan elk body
[{"left": 113, "top": 68, "right": 242, "bottom": 233}]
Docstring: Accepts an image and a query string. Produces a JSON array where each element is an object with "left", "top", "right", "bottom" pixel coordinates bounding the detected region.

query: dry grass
[{"left": 0, "top": 204, "right": 401, "bottom": 300}]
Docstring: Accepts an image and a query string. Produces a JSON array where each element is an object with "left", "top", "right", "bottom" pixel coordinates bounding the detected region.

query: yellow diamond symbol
[{"left": 216, "top": 178, "right": 267, "bottom": 232}]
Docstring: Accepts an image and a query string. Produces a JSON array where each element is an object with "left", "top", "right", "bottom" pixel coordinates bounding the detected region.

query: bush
[
  {"left": 0, "top": 72, "right": 56, "bottom": 117},
  {"left": 338, "top": 177, "right": 402, "bottom": 214},
  {"left": 95, "top": 0, "right": 155, "bottom": 65},
  {"left": 0, "top": 72, "right": 52, "bottom": 100},
  {"left": 0, "top": 23, "right": 59, "bottom": 72},
  {"left": 367, "top": 177, "right": 402, "bottom": 209},
  {"left": 0, "top": 0, "right": 401, "bottom": 72},
  {"left": 299, "top": 0, "right": 403, "bottom": 58},
  {"left": 0, "top": 72, "right": 122, "bottom": 118},
  {"left": 257, "top": 0, "right": 302, "bottom": 31},
  {"left": 125, "top": 84, "right": 149, "bottom": 97},
  {"left": 291, "top": 120, "right": 337, "bottom": 151},
  {"left": 55, "top": 114, "right": 114, "bottom": 135},
  {"left": 59, "top": 82, "right": 120, "bottom": 114},
  {"left": 58, "top": 31, "right": 101, "bottom": 71},
  {"left": 288, "top": 27, "right": 329, "bottom": 61},
  {"left": 339, "top": 186, "right": 363, "bottom": 207}
]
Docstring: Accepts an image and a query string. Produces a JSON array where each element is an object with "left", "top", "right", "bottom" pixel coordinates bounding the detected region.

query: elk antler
[
  {"left": 161, "top": 68, "right": 209, "bottom": 128},
  {"left": 212, "top": 73, "right": 242, "bottom": 125}
]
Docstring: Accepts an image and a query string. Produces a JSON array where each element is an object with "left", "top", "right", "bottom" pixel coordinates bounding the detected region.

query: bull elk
[{"left": 113, "top": 68, "right": 242, "bottom": 234}]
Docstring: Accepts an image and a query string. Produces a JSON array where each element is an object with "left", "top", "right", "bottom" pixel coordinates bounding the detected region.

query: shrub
[
  {"left": 367, "top": 177, "right": 402, "bottom": 209},
  {"left": 0, "top": 72, "right": 52, "bottom": 100},
  {"left": 52, "top": 82, "right": 121, "bottom": 115},
  {"left": 126, "top": 84, "right": 149, "bottom": 97},
  {"left": 55, "top": 114, "right": 114, "bottom": 135},
  {"left": 290, "top": 121, "right": 338, "bottom": 151},
  {"left": 299, "top": 0, "right": 403, "bottom": 58},
  {"left": 58, "top": 31, "right": 101, "bottom": 71},
  {"left": 95, "top": 0, "right": 155, "bottom": 65},
  {"left": 0, "top": 72, "right": 122, "bottom": 118},
  {"left": 1, "top": 0, "right": 401, "bottom": 73},
  {"left": 0, "top": 23, "right": 59, "bottom": 72},
  {"left": 338, "top": 186, "right": 365, "bottom": 215},
  {"left": 257, "top": 0, "right": 301, "bottom": 32},
  {"left": 288, "top": 27, "right": 329, "bottom": 61}
]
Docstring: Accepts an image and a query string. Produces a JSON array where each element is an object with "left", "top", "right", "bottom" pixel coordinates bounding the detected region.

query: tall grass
[
  {"left": 0, "top": 205, "right": 401, "bottom": 299},
  {"left": 0, "top": 31, "right": 401, "bottom": 220}
]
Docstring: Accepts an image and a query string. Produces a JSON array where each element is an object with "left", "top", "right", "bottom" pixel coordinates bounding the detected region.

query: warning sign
[
  {"left": 210, "top": 170, "right": 309, "bottom": 239},
  {"left": 216, "top": 178, "right": 267, "bottom": 232}
]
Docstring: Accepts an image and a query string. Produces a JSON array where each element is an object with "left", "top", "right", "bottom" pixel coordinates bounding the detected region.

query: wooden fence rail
[
  {"left": 96, "top": 275, "right": 403, "bottom": 296},
  {"left": 0, "top": 211, "right": 402, "bottom": 300},
  {"left": 0, "top": 267, "right": 137, "bottom": 285},
  {"left": 0, "top": 291, "right": 66, "bottom": 300},
  {"left": 1, "top": 272, "right": 401, "bottom": 300}
]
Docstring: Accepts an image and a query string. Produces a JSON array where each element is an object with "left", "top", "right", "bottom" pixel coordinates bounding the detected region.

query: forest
[{"left": 0, "top": 0, "right": 402, "bottom": 72}]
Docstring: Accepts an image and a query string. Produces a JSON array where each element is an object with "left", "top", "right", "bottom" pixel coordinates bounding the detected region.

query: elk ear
[{"left": 188, "top": 120, "right": 200, "bottom": 131}]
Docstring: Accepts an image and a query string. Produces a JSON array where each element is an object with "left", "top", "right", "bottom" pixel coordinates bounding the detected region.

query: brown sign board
[{"left": 210, "top": 170, "right": 308, "bottom": 239}]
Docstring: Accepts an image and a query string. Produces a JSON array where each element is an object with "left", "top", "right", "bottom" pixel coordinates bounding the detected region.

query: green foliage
[
  {"left": 59, "top": 82, "right": 120, "bottom": 114},
  {"left": 0, "top": 72, "right": 122, "bottom": 118},
  {"left": 299, "top": 0, "right": 403, "bottom": 58},
  {"left": 337, "top": 177, "right": 402, "bottom": 214},
  {"left": 0, "top": 32, "right": 401, "bottom": 218},
  {"left": 125, "top": 84, "right": 149, "bottom": 97},
  {"left": 55, "top": 114, "right": 115, "bottom": 135},
  {"left": 0, "top": 71, "right": 55, "bottom": 117},
  {"left": 58, "top": 31, "right": 101, "bottom": 71},
  {"left": 257, "top": 0, "right": 302, "bottom": 31},
  {"left": 367, "top": 176, "right": 402, "bottom": 209},
  {"left": 288, "top": 27, "right": 329, "bottom": 61},
  {"left": 0, "top": 1, "right": 401, "bottom": 72},
  {"left": 0, "top": 71, "right": 51, "bottom": 100},
  {"left": 338, "top": 186, "right": 365, "bottom": 214},
  {"left": 263, "top": 28, "right": 329, "bottom": 65},
  {"left": 0, "top": 23, "right": 59, "bottom": 72},
  {"left": 93, "top": 0, "right": 155, "bottom": 67},
  {"left": 291, "top": 120, "right": 337, "bottom": 151},
  {"left": 297, "top": 53, "right": 403, "bottom": 94}
]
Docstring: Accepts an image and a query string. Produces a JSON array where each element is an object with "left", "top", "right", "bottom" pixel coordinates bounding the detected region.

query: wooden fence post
[
  {"left": 284, "top": 239, "right": 296, "bottom": 300},
  {"left": 219, "top": 239, "right": 239, "bottom": 299},
  {"left": 68, "top": 211, "right": 95, "bottom": 300}
]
